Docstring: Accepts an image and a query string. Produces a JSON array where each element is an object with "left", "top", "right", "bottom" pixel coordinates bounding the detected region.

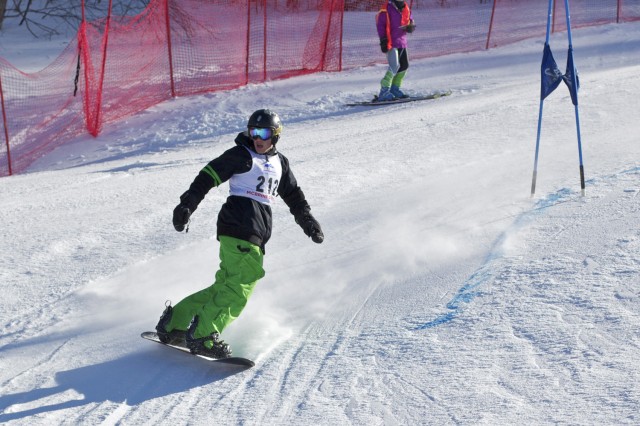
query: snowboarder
[
  {"left": 156, "top": 109, "right": 324, "bottom": 359},
  {"left": 376, "top": 0, "right": 415, "bottom": 101}
]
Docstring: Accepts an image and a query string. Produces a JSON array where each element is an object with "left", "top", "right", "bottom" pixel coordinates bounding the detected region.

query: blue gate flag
[
  {"left": 540, "top": 43, "right": 563, "bottom": 100},
  {"left": 563, "top": 46, "right": 580, "bottom": 106},
  {"left": 532, "top": 0, "right": 586, "bottom": 197}
]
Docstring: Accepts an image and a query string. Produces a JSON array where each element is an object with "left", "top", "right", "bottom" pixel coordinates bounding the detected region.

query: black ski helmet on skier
[{"left": 247, "top": 109, "right": 283, "bottom": 144}]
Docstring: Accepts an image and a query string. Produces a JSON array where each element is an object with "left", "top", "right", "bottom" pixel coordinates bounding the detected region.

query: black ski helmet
[{"left": 247, "top": 109, "right": 283, "bottom": 144}]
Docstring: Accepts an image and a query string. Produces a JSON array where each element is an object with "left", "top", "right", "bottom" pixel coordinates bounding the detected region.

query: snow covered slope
[{"left": 0, "top": 21, "right": 639, "bottom": 425}]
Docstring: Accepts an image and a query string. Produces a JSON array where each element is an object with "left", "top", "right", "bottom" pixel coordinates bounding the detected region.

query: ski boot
[
  {"left": 390, "top": 85, "right": 409, "bottom": 99},
  {"left": 377, "top": 86, "right": 395, "bottom": 102},
  {"left": 155, "top": 302, "right": 186, "bottom": 345},
  {"left": 186, "top": 316, "right": 232, "bottom": 359}
]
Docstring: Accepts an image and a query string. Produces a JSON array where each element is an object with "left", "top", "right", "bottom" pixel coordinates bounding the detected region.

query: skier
[
  {"left": 156, "top": 109, "right": 324, "bottom": 358},
  {"left": 376, "top": 0, "right": 415, "bottom": 101}
]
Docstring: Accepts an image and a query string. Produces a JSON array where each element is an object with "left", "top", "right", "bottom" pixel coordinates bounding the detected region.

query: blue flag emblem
[{"left": 540, "top": 43, "right": 563, "bottom": 100}]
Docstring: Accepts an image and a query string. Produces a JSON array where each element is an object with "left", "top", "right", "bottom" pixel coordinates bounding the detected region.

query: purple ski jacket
[{"left": 376, "top": 1, "right": 414, "bottom": 49}]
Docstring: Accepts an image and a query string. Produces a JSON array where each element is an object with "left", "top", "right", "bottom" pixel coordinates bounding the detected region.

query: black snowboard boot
[
  {"left": 186, "top": 316, "right": 232, "bottom": 359},
  {"left": 155, "top": 302, "right": 186, "bottom": 345}
]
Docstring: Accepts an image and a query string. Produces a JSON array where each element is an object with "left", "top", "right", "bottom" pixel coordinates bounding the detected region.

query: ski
[
  {"left": 141, "top": 331, "right": 255, "bottom": 367},
  {"left": 346, "top": 90, "right": 452, "bottom": 106}
]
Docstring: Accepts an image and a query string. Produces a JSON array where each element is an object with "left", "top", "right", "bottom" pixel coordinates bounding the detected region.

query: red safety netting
[
  {"left": 0, "top": 41, "right": 84, "bottom": 176},
  {"left": 79, "top": 0, "right": 174, "bottom": 136},
  {"left": 169, "top": 0, "right": 343, "bottom": 96},
  {"left": 1, "top": 0, "right": 638, "bottom": 176}
]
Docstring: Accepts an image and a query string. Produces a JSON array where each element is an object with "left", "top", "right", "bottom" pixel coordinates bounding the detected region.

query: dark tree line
[{"left": 0, "top": 0, "right": 150, "bottom": 36}]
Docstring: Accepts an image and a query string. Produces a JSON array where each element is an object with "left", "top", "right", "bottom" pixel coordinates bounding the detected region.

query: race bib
[{"left": 228, "top": 149, "right": 282, "bottom": 205}]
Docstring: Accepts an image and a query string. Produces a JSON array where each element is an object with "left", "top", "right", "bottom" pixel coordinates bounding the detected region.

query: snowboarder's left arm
[{"left": 278, "top": 154, "right": 324, "bottom": 244}]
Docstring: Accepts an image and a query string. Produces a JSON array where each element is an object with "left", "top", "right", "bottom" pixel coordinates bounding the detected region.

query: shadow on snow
[{"left": 0, "top": 348, "right": 244, "bottom": 422}]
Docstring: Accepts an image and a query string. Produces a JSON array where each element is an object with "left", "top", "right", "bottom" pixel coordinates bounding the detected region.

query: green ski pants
[
  {"left": 166, "top": 235, "right": 265, "bottom": 338},
  {"left": 381, "top": 47, "right": 409, "bottom": 88}
]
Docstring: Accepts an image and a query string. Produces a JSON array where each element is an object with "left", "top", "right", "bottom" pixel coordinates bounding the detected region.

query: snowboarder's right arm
[{"left": 172, "top": 146, "right": 251, "bottom": 232}]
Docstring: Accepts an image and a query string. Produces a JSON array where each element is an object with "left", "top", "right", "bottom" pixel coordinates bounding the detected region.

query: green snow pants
[{"left": 166, "top": 235, "right": 265, "bottom": 338}]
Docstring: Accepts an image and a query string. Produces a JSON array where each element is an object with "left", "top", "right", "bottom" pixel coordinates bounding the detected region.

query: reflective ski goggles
[{"left": 249, "top": 127, "right": 273, "bottom": 140}]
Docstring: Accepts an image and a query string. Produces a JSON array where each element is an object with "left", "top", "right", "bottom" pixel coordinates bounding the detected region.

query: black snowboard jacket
[{"left": 181, "top": 132, "right": 311, "bottom": 252}]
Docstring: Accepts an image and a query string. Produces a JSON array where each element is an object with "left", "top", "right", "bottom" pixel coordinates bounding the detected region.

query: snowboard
[
  {"left": 346, "top": 90, "right": 452, "bottom": 106},
  {"left": 141, "top": 331, "right": 255, "bottom": 368}
]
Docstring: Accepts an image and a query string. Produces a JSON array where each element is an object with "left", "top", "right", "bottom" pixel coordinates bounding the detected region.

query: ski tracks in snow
[
  {"left": 213, "top": 275, "right": 396, "bottom": 424},
  {"left": 406, "top": 167, "right": 640, "bottom": 423},
  {"left": 412, "top": 166, "right": 640, "bottom": 331}
]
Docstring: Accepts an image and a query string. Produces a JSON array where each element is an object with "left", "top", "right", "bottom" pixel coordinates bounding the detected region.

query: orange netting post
[
  {"left": 164, "top": 0, "right": 176, "bottom": 97},
  {"left": 0, "top": 73, "right": 11, "bottom": 176},
  {"left": 486, "top": 0, "right": 497, "bottom": 50},
  {"left": 80, "top": 0, "right": 113, "bottom": 136}
]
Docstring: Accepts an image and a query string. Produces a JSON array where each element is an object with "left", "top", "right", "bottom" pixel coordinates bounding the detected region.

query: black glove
[
  {"left": 172, "top": 191, "right": 198, "bottom": 232},
  {"left": 380, "top": 37, "right": 389, "bottom": 53},
  {"left": 404, "top": 22, "right": 416, "bottom": 33},
  {"left": 296, "top": 213, "right": 324, "bottom": 244},
  {"left": 173, "top": 204, "right": 191, "bottom": 232}
]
